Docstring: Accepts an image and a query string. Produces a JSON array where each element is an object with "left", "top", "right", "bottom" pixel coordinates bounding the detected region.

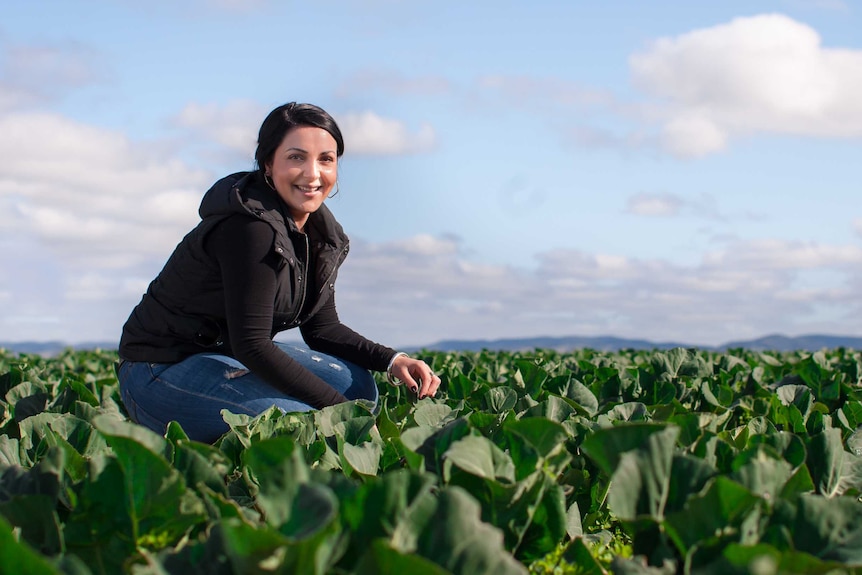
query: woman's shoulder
[
  {"left": 210, "top": 213, "right": 276, "bottom": 239},
  {"left": 204, "top": 214, "right": 278, "bottom": 259}
]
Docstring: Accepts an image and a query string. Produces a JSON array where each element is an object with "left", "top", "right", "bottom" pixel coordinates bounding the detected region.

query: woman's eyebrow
[{"left": 284, "top": 147, "right": 336, "bottom": 155}]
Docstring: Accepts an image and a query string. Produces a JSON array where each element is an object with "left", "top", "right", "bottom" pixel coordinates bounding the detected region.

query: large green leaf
[
  {"left": 557, "top": 537, "right": 606, "bottom": 575},
  {"left": 748, "top": 431, "right": 807, "bottom": 468},
  {"left": 0, "top": 515, "right": 59, "bottom": 575},
  {"left": 315, "top": 401, "right": 376, "bottom": 441},
  {"left": 404, "top": 418, "right": 471, "bottom": 475},
  {"left": 354, "top": 539, "right": 452, "bottom": 574},
  {"left": 789, "top": 494, "right": 862, "bottom": 564},
  {"left": 6, "top": 381, "right": 50, "bottom": 422},
  {"left": 521, "top": 396, "right": 577, "bottom": 423},
  {"left": 0, "top": 447, "right": 65, "bottom": 555},
  {"left": 806, "top": 427, "right": 852, "bottom": 497},
  {"left": 206, "top": 518, "right": 292, "bottom": 574},
  {"left": 62, "top": 454, "right": 137, "bottom": 571},
  {"left": 339, "top": 437, "right": 382, "bottom": 477},
  {"left": 166, "top": 421, "right": 231, "bottom": 495},
  {"left": 412, "top": 486, "right": 528, "bottom": 574},
  {"left": 558, "top": 378, "right": 599, "bottom": 416},
  {"left": 838, "top": 400, "right": 862, "bottom": 432},
  {"left": 796, "top": 352, "right": 841, "bottom": 404},
  {"left": 278, "top": 483, "right": 342, "bottom": 573},
  {"left": 443, "top": 435, "right": 515, "bottom": 483},
  {"left": 221, "top": 405, "right": 294, "bottom": 448},
  {"left": 775, "top": 384, "right": 813, "bottom": 417},
  {"left": 482, "top": 387, "right": 518, "bottom": 414},
  {"left": 18, "top": 413, "right": 105, "bottom": 484},
  {"left": 0, "top": 435, "right": 21, "bottom": 466},
  {"left": 605, "top": 426, "right": 679, "bottom": 521},
  {"left": 730, "top": 448, "right": 793, "bottom": 502},
  {"left": 650, "top": 348, "right": 713, "bottom": 381},
  {"left": 241, "top": 436, "right": 308, "bottom": 526},
  {"left": 502, "top": 473, "right": 568, "bottom": 560},
  {"left": 599, "top": 402, "right": 649, "bottom": 424},
  {"left": 504, "top": 417, "right": 569, "bottom": 459},
  {"left": 338, "top": 469, "right": 438, "bottom": 566},
  {"left": 19, "top": 412, "right": 107, "bottom": 459},
  {"left": 413, "top": 402, "right": 457, "bottom": 427},
  {"left": 83, "top": 416, "right": 207, "bottom": 549},
  {"left": 688, "top": 541, "right": 859, "bottom": 575},
  {"left": 581, "top": 422, "right": 672, "bottom": 476},
  {"left": 446, "top": 373, "right": 479, "bottom": 402},
  {"left": 664, "top": 476, "right": 760, "bottom": 555},
  {"left": 512, "top": 360, "right": 548, "bottom": 400},
  {"left": 664, "top": 454, "right": 716, "bottom": 515}
]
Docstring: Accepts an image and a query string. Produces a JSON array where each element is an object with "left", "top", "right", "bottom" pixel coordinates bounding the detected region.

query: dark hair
[{"left": 254, "top": 102, "right": 345, "bottom": 178}]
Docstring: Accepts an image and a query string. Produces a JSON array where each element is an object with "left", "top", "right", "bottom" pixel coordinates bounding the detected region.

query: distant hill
[
  {"left": 418, "top": 335, "right": 689, "bottom": 353},
  {"left": 3, "top": 333, "right": 862, "bottom": 356},
  {"left": 717, "top": 334, "right": 862, "bottom": 352},
  {"left": 0, "top": 341, "right": 118, "bottom": 356},
  {"left": 417, "top": 333, "right": 862, "bottom": 353}
]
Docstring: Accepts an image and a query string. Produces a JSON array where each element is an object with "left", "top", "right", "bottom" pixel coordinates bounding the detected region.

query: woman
[{"left": 117, "top": 102, "right": 440, "bottom": 443}]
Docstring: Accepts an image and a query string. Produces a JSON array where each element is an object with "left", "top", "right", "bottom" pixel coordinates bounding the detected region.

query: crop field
[{"left": 2, "top": 346, "right": 862, "bottom": 574}]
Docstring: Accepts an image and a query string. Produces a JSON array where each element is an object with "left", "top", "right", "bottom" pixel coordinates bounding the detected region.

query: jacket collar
[{"left": 198, "top": 171, "right": 348, "bottom": 251}]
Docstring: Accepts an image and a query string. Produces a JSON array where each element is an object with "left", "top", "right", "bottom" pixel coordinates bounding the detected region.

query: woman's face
[{"left": 266, "top": 126, "right": 338, "bottom": 230}]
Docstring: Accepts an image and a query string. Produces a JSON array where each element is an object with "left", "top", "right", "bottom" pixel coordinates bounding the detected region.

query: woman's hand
[{"left": 388, "top": 354, "right": 441, "bottom": 399}]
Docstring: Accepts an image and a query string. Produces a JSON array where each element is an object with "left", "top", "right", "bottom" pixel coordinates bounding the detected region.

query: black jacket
[{"left": 119, "top": 172, "right": 395, "bottom": 407}]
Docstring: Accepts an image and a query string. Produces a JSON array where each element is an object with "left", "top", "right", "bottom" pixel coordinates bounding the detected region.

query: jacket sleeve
[
  {"left": 300, "top": 290, "right": 398, "bottom": 372},
  {"left": 207, "top": 215, "right": 348, "bottom": 408}
]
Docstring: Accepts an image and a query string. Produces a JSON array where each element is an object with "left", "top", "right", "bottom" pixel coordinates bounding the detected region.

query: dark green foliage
[{"left": 2, "top": 346, "right": 862, "bottom": 574}]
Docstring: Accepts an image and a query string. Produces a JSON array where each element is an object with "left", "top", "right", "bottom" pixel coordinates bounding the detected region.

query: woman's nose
[{"left": 304, "top": 160, "right": 321, "bottom": 179}]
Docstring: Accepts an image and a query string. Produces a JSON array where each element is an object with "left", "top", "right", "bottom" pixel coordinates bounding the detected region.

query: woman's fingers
[
  {"left": 392, "top": 359, "right": 441, "bottom": 399},
  {"left": 417, "top": 366, "right": 441, "bottom": 399}
]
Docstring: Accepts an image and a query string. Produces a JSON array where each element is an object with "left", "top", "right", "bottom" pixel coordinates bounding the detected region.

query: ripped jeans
[{"left": 116, "top": 342, "right": 378, "bottom": 443}]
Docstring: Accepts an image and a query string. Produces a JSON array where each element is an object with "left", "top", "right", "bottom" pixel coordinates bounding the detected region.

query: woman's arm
[
  {"left": 208, "top": 216, "right": 348, "bottom": 408},
  {"left": 301, "top": 292, "right": 441, "bottom": 399},
  {"left": 300, "top": 293, "right": 396, "bottom": 371}
]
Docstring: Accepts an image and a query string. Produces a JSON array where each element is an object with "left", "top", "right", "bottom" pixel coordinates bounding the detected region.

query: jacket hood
[
  {"left": 198, "top": 171, "right": 257, "bottom": 219},
  {"left": 197, "top": 171, "right": 348, "bottom": 249}
]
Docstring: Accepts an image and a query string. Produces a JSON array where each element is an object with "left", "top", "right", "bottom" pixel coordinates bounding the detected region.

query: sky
[{"left": 1, "top": 0, "right": 861, "bottom": 350}]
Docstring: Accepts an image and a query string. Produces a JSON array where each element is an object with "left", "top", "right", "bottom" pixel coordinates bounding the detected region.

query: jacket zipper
[
  {"left": 286, "top": 234, "right": 310, "bottom": 328},
  {"left": 284, "top": 238, "right": 348, "bottom": 329}
]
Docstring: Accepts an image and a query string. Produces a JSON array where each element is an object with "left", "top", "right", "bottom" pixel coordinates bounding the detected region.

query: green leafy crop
[{"left": 2, "top": 346, "right": 862, "bottom": 574}]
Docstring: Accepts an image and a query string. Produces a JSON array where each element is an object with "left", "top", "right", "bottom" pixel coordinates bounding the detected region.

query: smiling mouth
[{"left": 295, "top": 185, "right": 321, "bottom": 193}]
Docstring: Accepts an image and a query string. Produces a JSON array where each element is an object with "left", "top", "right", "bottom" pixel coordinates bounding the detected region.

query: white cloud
[
  {"left": 172, "top": 101, "right": 436, "bottom": 158},
  {"left": 336, "top": 70, "right": 450, "bottom": 97},
  {"left": 329, "top": 235, "right": 862, "bottom": 349},
  {"left": 703, "top": 239, "right": 862, "bottom": 270},
  {"left": 0, "top": 111, "right": 210, "bottom": 263},
  {"left": 630, "top": 13, "right": 862, "bottom": 157},
  {"left": 854, "top": 218, "right": 862, "bottom": 236},
  {"left": 3, "top": 220, "right": 861, "bottom": 345},
  {"left": 623, "top": 192, "right": 760, "bottom": 222},
  {"left": 625, "top": 193, "right": 684, "bottom": 216},
  {"left": 478, "top": 75, "right": 614, "bottom": 109},
  {"left": 0, "top": 40, "right": 106, "bottom": 112},
  {"left": 172, "top": 100, "right": 264, "bottom": 159},
  {"left": 337, "top": 111, "right": 436, "bottom": 155},
  {"left": 0, "top": 113, "right": 205, "bottom": 342}
]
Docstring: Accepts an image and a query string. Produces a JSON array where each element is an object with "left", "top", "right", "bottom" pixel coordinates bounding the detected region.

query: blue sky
[{"left": 1, "top": 0, "right": 861, "bottom": 349}]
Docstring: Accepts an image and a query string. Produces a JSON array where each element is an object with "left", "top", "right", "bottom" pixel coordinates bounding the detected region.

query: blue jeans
[{"left": 116, "top": 343, "right": 378, "bottom": 443}]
